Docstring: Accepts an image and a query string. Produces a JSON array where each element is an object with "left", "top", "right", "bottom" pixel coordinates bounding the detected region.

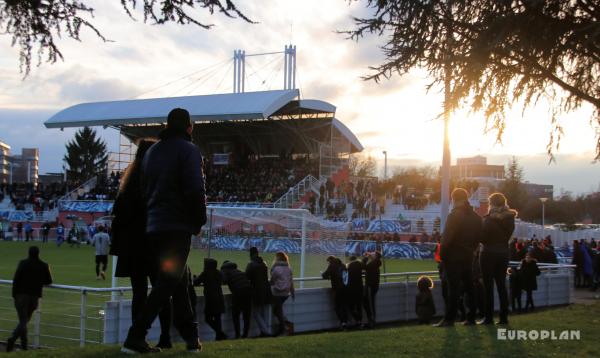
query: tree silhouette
[
  {"left": 0, "top": 0, "right": 252, "bottom": 75},
  {"left": 500, "top": 156, "right": 527, "bottom": 210},
  {"left": 63, "top": 127, "right": 108, "bottom": 183},
  {"left": 348, "top": 0, "right": 600, "bottom": 159}
]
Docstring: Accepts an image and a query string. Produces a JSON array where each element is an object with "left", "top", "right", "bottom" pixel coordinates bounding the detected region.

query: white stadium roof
[{"left": 44, "top": 89, "right": 363, "bottom": 152}]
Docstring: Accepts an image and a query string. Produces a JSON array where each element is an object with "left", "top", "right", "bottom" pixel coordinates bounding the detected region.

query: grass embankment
[{"left": 7, "top": 302, "right": 600, "bottom": 357}]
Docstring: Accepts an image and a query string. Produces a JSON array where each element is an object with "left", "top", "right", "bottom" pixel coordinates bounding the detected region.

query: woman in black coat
[
  {"left": 110, "top": 139, "right": 173, "bottom": 349},
  {"left": 193, "top": 258, "right": 226, "bottom": 340},
  {"left": 519, "top": 252, "right": 541, "bottom": 312},
  {"left": 478, "top": 192, "right": 516, "bottom": 325}
]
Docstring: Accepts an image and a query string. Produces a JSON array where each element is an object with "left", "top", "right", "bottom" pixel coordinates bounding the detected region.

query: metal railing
[
  {"left": 58, "top": 177, "right": 98, "bottom": 202},
  {"left": 273, "top": 175, "right": 322, "bottom": 209}
]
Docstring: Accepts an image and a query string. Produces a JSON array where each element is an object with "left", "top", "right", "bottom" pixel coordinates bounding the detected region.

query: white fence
[
  {"left": 514, "top": 221, "right": 600, "bottom": 247},
  {"left": 0, "top": 265, "right": 572, "bottom": 348}
]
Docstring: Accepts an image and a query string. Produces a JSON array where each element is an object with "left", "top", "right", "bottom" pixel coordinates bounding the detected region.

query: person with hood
[
  {"left": 322, "top": 256, "right": 348, "bottom": 329},
  {"left": 477, "top": 193, "right": 516, "bottom": 325},
  {"left": 5, "top": 246, "right": 52, "bottom": 352},
  {"left": 194, "top": 258, "right": 226, "bottom": 341},
  {"left": 270, "top": 252, "right": 295, "bottom": 336},
  {"left": 435, "top": 188, "right": 482, "bottom": 327},
  {"left": 519, "top": 252, "right": 541, "bottom": 312},
  {"left": 362, "top": 251, "right": 382, "bottom": 328},
  {"left": 245, "top": 247, "right": 272, "bottom": 337},
  {"left": 110, "top": 139, "right": 172, "bottom": 349},
  {"left": 221, "top": 261, "right": 252, "bottom": 338},
  {"left": 122, "top": 108, "right": 206, "bottom": 354}
]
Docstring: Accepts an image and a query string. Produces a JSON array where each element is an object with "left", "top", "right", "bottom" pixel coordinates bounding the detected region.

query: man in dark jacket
[
  {"left": 221, "top": 261, "right": 253, "bottom": 338},
  {"left": 346, "top": 256, "right": 364, "bottom": 327},
  {"left": 6, "top": 246, "right": 52, "bottom": 352},
  {"left": 122, "top": 108, "right": 206, "bottom": 354},
  {"left": 362, "top": 251, "right": 382, "bottom": 327},
  {"left": 435, "top": 188, "right": 482, "bottom": 327},
  {"left": 322, "top": 256, "right": 348, "bottom": 329},
  {"left": 245, "top": 247, "right": 272, "bottom": 337}
]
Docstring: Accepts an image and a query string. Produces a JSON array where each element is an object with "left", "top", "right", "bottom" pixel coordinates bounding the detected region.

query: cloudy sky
[{"left": 0, "top": 0, "right": 598, "bottom": 194}]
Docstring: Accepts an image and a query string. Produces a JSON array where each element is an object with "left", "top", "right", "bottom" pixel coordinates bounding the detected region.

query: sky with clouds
[{"left": 0, "top": 0, "right": 598, "bottom": 194}]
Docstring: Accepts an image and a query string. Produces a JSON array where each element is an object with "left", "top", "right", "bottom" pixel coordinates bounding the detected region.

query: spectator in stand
[
  {"left": 221, "top": 261, "right": 252, "bottom": 339},
  {"left": 193, "top": 258, "right": 227, "bottom": 341},
  {"left": 435, "top": 188, "right": 482, "bottom": 327},
  {"left": 415, "top": 276, "right": 436, "bottom": 324},
  {"left": 322, "top": 256, "right": 348, "bottom": 330},
  {"left": 270, "top": 252, "right": 295, "bottom": 336},
  {"left": 478, "top": 192, "right": 516, "bottom": 325},
  {"left": 16, "top": 222, "right": 23, "bottom": 241},
  {"left": 110, "top": 139, "right": 172, "bottom": 350},
  {"left": 5, "top": 246, "right": 53, "bottom": 352},
  {"left": 508, "top": 267, "right": 522, "bottom": 313},
  {"left": 362, "top": 251, "right": 382, "bottom": 328},
  {"left": 419, "top": 231, "right": 429, "bottom": 244},
  {"left": 245, "top": 247, "right": 272, "bottom": 337},
  {"left": 24, "top": 222, "right": 33, "bottom": 242},
  {"left": 90, "top": 225, "right": 110, "bottom": 280},
  {"left": 41, "top": 222, "right": 51, "bottom": 243},
  {"left": 519, "top": 252, "right": 541, "bottom": 312},
  {"left": 346, "top": 256, "right": 364, "bottom": 327}
]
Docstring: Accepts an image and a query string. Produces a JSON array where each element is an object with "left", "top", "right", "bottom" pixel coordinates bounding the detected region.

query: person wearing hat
[{"left": 122, "top": 108, "right": 207, "bottom": 354}]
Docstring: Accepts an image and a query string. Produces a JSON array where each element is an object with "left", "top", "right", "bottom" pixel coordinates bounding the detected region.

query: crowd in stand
[
  {"left": 204, "top": 157, "right": 317, "bottom": 203},
  {"left": 1, "top": 183, "right": 68, "bottom": 211}
]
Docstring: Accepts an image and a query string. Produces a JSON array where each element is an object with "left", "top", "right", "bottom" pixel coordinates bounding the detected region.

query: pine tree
[
  {"left": 63, "top": 127, "right": 108, "bottom": 183},
  {"left": 500, "top": 156, "right": 528, "bottom": 210}
]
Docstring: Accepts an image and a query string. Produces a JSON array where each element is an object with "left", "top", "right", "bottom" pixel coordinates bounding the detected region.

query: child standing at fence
[
  {"left": 415, "top": 276, "right": 436, "bottom": 324},
  {"left": 519, "top": 252, "right": 541, "bottom": 312},
  {"left": 193, "top": 258, "right": 227, "bottom": 341},
  {"left": 508, "top": 267, "right": 522, "bottom": 313}
]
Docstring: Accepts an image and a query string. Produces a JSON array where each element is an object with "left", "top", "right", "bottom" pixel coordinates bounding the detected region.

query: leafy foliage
[
  {"left": 0, "top": 0, "right": 251, "bottom": 74},
  {"left": 348, "top": 0, "right": 600, "bottom": 159},
  {"left": 63, "top": 127, "right": 108, "bottom": 183},
  {"left": 349, "top": 154, "right": 377, "bottom": 177}
]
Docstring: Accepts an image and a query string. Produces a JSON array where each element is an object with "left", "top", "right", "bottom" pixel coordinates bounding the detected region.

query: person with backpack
[
  {"left": 346, "top": 256, "right": 364, "bottom": 327},
  {"left": 5, "top": 246, "right": 53, "bottom": 352},
  {"left": 221, "top": 261, "right": 252, "bottom": 339},
  {"left": 322, "top": 256, "right": 348, "bottom": 329},
  {"left": 270, "top": 252, "right": 295, "bottom": 336},
  {"left": 245, "top": 247, "right": 272, "bottom": 337},
  {"left": 193, "top": 258, "right": 226, "bottom": 341}
]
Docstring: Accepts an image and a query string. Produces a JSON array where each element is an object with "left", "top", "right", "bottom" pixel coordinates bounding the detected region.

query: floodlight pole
[{"left": 382, "top": 151, "right": 388, "bottom": 179}]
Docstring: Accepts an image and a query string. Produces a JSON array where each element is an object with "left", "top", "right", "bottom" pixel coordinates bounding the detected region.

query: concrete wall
[{"left": 103, "top": 271, "right": 572, "bottom": 344}]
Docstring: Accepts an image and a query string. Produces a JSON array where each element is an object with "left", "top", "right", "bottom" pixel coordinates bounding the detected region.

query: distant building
[
  {"left": 450, "top": 155, "right": 505, "bottom": 180},
  {"left": 38, "top": 173, "right": 65, "bottom": 186},
  {"left": 0, "top": 140, "right": 9, "bottom": 184},
  {"left": 523, "top": 182, "right": 553, "bottom": 199},
  {"left": 2, "top": 147, "right": 40, "bottom": 185}
]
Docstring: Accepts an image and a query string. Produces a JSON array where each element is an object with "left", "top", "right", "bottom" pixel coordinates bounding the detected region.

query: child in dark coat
[
  {"left": 519, "top": 253, "right": 541, "bottom": 312},
  {"left": 193, "top": 258, "right": 226, "bottom": 340},
  {"left": 507, "top": 267, "right": 522, "bottom": 313},
  {"left": 415, "top": 276, "right": 436, "bottom": 324}
]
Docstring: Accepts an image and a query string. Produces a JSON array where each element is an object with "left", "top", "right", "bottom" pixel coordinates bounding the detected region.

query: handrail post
[
  {"left": 33, "top": 301, "right": 41, "bottom": 348},
  {"left": 80, "top": 290, "right": 87, "bottom": 347}
]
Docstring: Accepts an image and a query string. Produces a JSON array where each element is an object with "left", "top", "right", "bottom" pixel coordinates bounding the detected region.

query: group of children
[{"left": 415, "top": 251, "right": 541, "bottom": 324}]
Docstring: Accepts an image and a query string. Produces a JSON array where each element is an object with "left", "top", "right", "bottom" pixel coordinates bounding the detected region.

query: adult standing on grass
[
  {"left": 41, "top": 221, "right": 51, "bottom": 243},
  {"left": 122, "top": 108, "right": 207, "bottom": 354},
  {"left": 362, "top": 251, "right": 382, "bottom": 328},
  {"left": 56, "top": 223, "right": 65, "bottom": 247},
  {"left": 111, "top": 139, "right": 173, "bottom": 349},
  {"left": 478, "top": 193, "right": 516, "bottom": 325},
  {"left": 5, "top": 246, "right": 53, "bottom": 352},
  {"left": 270, "top": 252, "right": 295, "bottom": 336},
  {"left": 322, "top": 256, "right": 349, "bottom": 330},
  {"left": 246, "top": 246, "right": 272, "bottom": 337},
  {"left": 346, "top": 255, "right": 364, "bottom": 327},
  {"left": 24, "top": 221, "right": 33, "bottom": 242},
  {"left": 434, "top": 188, "right": 482, "bottom": 327},
  {"left": 90, "top": 225, "right": 111, "bottom": 280}
]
